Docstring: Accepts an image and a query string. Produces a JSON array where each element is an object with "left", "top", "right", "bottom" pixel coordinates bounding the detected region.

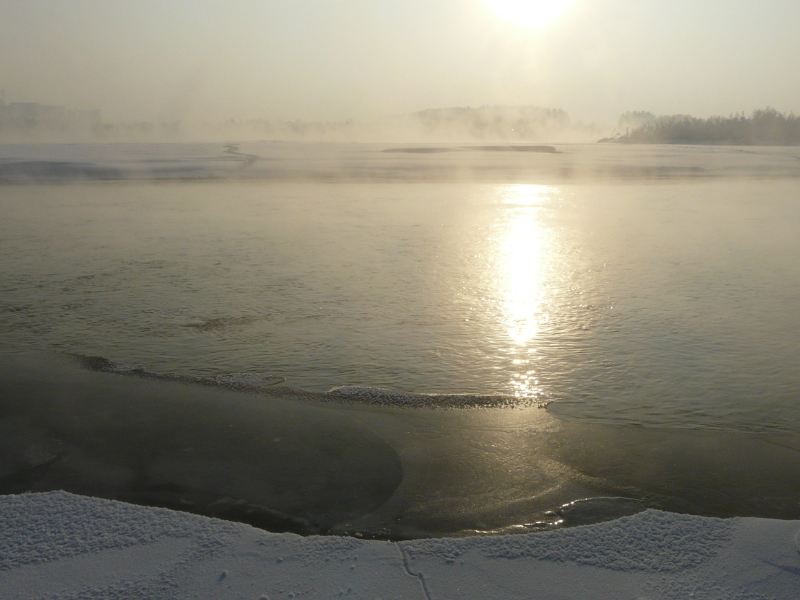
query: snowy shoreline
[{"left": 1, "top": 491, "right": 798, "bottom": 599}]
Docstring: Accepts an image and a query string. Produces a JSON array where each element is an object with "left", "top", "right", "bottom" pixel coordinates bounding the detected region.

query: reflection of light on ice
[{"left": 497, "top": 185, "right": 555, "bottom": 398}]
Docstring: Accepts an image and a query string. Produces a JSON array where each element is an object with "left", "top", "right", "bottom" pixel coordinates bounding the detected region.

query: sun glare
[{"left": 486, "top": 0, "right": 577, "bottom": 30}]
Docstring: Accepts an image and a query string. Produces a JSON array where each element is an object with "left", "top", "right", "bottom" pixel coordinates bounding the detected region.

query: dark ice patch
[{"left": 0, "top": 353, "right": 403, "bottom": 536}]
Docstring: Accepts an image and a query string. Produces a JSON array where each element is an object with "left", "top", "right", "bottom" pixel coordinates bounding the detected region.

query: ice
[
  {"left": 550, "top": 497, "right": 647, "bottom": 527},
  {"left": 1, "top": 353, "right": 403, "bottom": 535},
  {"left": 324, "top": 385, "right": 536, "bottom": 408},
  {"left": 1, "top": 492, "right": 799, "bottom": 599},
  {"left": 214, "top": 373, "right": 286, "bottom": 388}
]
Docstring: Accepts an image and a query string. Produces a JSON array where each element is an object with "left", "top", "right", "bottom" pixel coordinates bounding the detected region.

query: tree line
[{"left": 605, "top": 108, "right": 800, "bottom": 145}]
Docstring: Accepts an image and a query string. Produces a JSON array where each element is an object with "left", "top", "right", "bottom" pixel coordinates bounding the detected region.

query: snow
[{"left": 1, "top": 492, "right": 797, "bottom": 599}]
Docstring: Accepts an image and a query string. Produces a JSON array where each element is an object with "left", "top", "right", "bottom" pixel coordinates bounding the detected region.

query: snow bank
[{"left": 1, "top": 492, "right": 798, "bottom": 599}]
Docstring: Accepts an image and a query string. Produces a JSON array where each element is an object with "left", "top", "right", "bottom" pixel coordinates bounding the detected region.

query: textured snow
[
  {"left": 402, "top": 510, "right": 735, "bottom": 573},
  {"left": 0, "top": 492, "right": 241, "bottom": 571},
  {"left": 1, "top": 491, "right": 798, "bottom": 599}
]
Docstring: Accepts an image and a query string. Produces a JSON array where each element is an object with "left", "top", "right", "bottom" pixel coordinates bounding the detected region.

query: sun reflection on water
[{"left": 496, "top": 185, "right": 556, "bottom": 399}]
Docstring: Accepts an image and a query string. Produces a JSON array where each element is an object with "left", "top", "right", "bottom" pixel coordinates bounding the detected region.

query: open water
[{"left": 1, "top": 141, "right": 799, "bottom": 537}]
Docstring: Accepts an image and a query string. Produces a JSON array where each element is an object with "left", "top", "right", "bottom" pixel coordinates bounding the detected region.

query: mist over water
[{"left": 1, "top": 143, "right": 799, "bottom": 434}]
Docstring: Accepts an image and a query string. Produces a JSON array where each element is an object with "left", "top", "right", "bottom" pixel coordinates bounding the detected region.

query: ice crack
[{"left": 396, "top": 544, "right": 432, "bottom": 600}]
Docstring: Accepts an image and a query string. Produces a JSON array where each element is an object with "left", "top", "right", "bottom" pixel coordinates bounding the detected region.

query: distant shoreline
[
  {"left": 600, "top": 108, "right": 800, "bottom": 146},
  {"left": 382, "top": 145, "right": 558, "bottom": 154},
  {"left": 598, "top": 137, "right": 800, "bottom": 146}
]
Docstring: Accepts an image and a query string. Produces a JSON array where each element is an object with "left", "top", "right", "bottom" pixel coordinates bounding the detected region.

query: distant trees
[
  {"left": 607, "top": 108, "right": 800, "bottom": 145},
  {"left": 616, "top": 111, "right": 656, "bottom": 134},
  {"left": 403, "top": 106, "right": 572, "bottom": 141},
  {"left": 212, "top": 106, "right": 592, "bottom": 143},
  {"left": 0, "top": 100, "right": 104, "bottom": 141},
  {"left": 0, "top": 104, "right": 601, "bottom": 143}
]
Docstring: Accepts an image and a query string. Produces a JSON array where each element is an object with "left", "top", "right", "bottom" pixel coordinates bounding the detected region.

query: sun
[{"left": 486, "top": 0, "right": 577, "bottom": 30}]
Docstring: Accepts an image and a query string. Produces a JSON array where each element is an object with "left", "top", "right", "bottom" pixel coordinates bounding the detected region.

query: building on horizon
[{"left": 0, "top": 93, "right": 102, "bottom": 134}]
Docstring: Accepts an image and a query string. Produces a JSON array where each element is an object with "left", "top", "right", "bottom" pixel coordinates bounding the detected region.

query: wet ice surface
[
  {"left": 0, "top": 353, "right": 404, "bottom": 536},
  {"left": 2, "top": 352, "right": 800, "bottom": 541},
  {"left": 1, "top": 491, "right": 798, "bottom": 600}
]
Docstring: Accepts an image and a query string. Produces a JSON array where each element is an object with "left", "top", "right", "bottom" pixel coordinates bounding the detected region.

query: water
[
  {"left": 2, "top": 142, "right": 800, "bottom": 536},
  {"left": 2, "top": 147, "right": 799, "bottom": 432}
]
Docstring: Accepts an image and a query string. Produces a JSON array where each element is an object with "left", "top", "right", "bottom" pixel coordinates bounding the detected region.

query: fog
[{"left": 1, "top": 0, "right": 799, "bottom": 140}]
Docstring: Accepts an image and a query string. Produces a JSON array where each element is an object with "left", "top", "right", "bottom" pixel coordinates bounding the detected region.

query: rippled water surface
[{"left": 2, "top": 146, "right": 799, "bottom": 433}]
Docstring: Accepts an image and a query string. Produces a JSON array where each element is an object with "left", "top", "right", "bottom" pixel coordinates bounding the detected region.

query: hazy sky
[{"left": 1, "top": 0, "right": 798, "bottom": 123}]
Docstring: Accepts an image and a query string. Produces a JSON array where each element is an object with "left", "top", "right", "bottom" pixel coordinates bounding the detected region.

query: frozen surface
[{"left": 1, "top": 492, "right": 798, "bottom": 599}]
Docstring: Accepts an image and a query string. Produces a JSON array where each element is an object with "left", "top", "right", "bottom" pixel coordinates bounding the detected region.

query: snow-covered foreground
[{"left": 1, "top": 492, "right": 797, "bottom": 599}]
